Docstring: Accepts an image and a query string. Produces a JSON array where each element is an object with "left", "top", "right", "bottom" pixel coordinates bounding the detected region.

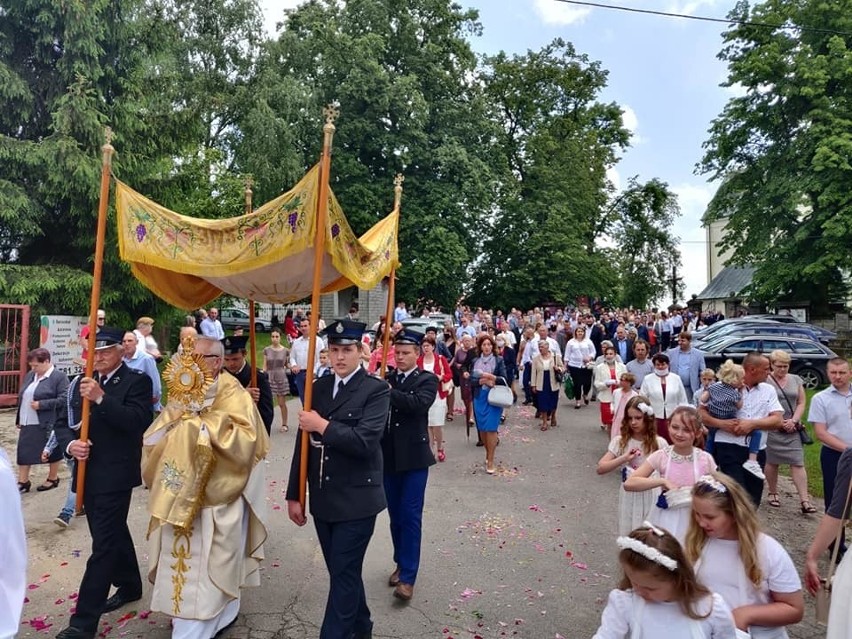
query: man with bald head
[{"left": 121, "top": 332, "right": 161, "bottom": 411}]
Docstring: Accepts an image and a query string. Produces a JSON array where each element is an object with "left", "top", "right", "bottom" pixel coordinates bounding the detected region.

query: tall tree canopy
[
  {"left": 700, "top": 0, "right": 852, "bottom": 312},
  {"left": 1, "top": 0, "right": 681, "bottom": 318},
  {"left": 467, "top": 39, "right": 630, "bottom": 310},
  {"left": 608, "top": 178, "right": 682, "bottom": 309}
]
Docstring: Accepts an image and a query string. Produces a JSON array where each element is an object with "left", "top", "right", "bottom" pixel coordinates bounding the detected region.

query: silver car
[{"left": 219, "top": 308, "right": 272, "bottom": 332}]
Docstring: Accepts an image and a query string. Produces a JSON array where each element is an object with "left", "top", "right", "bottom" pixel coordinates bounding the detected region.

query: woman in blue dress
[
  {"left": 531, "top": 339, "right": 565, "bottom": 431},
  {"left": 466, "top": 334, "right": 507, "bottom": 474}
]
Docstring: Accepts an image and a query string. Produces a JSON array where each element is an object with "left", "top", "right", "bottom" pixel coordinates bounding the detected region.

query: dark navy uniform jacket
[{"left": 286, "top": 367, "right": 390, "bottom": 522}]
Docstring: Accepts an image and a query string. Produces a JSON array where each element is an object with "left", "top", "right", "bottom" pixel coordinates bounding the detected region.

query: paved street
[{"left": 5, "top": 396, "right": 827, "bottom": 638}]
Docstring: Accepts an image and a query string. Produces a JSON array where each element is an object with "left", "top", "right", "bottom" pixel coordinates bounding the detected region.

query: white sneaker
[{"left": 743, "top": 460, "right": 765, "bottom": 480}]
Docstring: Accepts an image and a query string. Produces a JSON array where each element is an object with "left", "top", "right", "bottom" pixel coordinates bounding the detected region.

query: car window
[
  {"left": 792, "top": 341, "right": 824, "bottom": 354},
  {"left": 722, "top": 339, "right": 760, "bottom": 352},
  {"left": 760, "top": 339, "right": 792, "bottom": 352}
]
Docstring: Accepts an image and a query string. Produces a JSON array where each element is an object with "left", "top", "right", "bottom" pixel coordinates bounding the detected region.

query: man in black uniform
[
  {"left": 286, "top": 319, "right": 390, "bottom": 639},
  {"left": 54, "top": 327, "right": 153, "bottom": 639},
  {"left": 383, "top": 329, "right": 438, "bottom": 602},
  {"left": 221, "top": 335, "right": 274, "bottom": 434}
]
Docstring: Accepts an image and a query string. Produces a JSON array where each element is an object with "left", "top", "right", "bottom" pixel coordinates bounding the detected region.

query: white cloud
[
  {"left": 621, "top": 104, "right": 638, "bottom": 133},
  {"left": 665, "top": 0, "right": 726, "bottom": 16},
  {"left": 531, "top": 0, "right": 591, "bottom": 25}
]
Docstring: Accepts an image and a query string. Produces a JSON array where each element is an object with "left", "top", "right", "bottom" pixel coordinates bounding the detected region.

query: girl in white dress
[
  {"left": 687, "top": 473, "right": 804, "bottom": 638},
  {"left": 593, "top": 521, "right": 737, "bottom": 638},
  {"left": 624, "top": 406, "right": 716, "bottom": 542},
  {"left": 597, "top": 396, "right": 668, "bottom": 535}
]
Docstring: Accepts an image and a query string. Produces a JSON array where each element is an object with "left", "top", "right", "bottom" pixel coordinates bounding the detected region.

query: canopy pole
[
  {"left": 75, "top": 127, "right": 115, "bottom": 511},
  {"left": 300, "top": 105, "right": 339, "bottom": 509},
  {"left": 379, "top": 175, "right": 404, "bottom": 378},
  {"left": 245, "top": 176, "right": 258, "bottom": 387}
]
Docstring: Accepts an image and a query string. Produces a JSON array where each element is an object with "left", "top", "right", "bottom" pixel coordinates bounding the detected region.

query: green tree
[
  {"left": 251, "top": 0, "right": 499, "bottom": 308},
  {"left": 608, "top": 178, "right": 682, "bottom": 308},
  {"left": 468, "top": 38, "right": 630, "bottom": 310},
  {"left": 699, "top": 0, "right": 852, "bottom": 312},
  {"left": 0, "top": 0, "right": 267, "bottom": 319}
]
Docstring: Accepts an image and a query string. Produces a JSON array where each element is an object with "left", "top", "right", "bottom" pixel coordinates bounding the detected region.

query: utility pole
[{"left": 666, "top": 263, "right": 683, "bottom": 306}]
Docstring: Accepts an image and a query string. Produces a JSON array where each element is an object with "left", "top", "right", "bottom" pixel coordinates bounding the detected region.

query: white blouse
[
  {"left": 593, "top": 589, "right": 736, "bottom": 638},
  {"left": 564, "top": 338, "right": 596, "bottom": 368}
]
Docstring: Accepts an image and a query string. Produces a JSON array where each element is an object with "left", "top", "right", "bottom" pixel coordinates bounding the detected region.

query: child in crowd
[
  {"left": 693, "top": 369, "right": 716, "bottom": 407},
  {"left": 611, "top": 372, "right": 639, "bottom": 436},
  {"left": 598, "top": 396, "right": 668, "bottom": 535},
  {"left": 700, "top": 360, "right": 764, "bottom": 480},
  {"left": 314, "top": 348, "right": 333, "bottom": 378},
  {"left": 593, "top": 522, "right": 737, "bottom": 638},
  {"left": 624, "top": 406, "right": 716, "bottom": 542},
  {"left": 687, "top": 473, "right": 804, "bottom": 638}
]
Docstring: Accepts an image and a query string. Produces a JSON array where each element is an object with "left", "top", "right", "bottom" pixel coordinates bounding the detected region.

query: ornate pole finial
[
  {"left": 244, "top": 175, "right": 254, "bottom": 215},
  {"left": 102, "top": 126, "right": 115, "bottom": 166},
  {"left": 322, "top": 103, "right": 340, "bottom": 138},
  {"left": 393, "top": 174, "right": 404, "bottom": 208}
]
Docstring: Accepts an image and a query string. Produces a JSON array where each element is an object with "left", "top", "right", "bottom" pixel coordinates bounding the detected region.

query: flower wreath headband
[{"left": 616, "top": 521, "right": 678, "bottom": 571}]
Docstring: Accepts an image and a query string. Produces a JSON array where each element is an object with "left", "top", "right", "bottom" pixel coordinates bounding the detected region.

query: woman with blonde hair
[
  {"left": 594, "top": 345, "right": 627, "bottom": 433},
  {"left": 687, "top": 473, "right": 804, "bottom": 637},
  {"left": 763, "top": 350, "right": 814, "bottom": 512}
]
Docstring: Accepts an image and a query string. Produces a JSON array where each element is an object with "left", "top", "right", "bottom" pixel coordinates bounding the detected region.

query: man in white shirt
[
  {"left": 394, "top": 302, "right": 409, "bottom": 322},
  {"left": 199, "top": 307, "right": 225, "bottom": 339},
  {"left": 122, "top": 332, "right": 162, "bottom": 411},
  {"left": 809, "top": 358, "right": 852, "bottom": 555},
  {"left": 289, "top": 318, "right": 323, "bottom": 405},
  {"left": 699, "top": 352, "right": 783, "bottom": 506}
]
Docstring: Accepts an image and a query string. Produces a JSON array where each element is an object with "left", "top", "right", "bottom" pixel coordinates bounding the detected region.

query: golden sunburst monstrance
[{"left": 163, "top": 335, "right": 214, "bottom": 407}]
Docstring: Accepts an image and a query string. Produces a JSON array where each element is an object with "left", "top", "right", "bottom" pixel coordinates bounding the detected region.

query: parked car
[
  {"left": 700, "top": 335, "right": 837, "bottom": 389},
  {"left": 401, "top": 317, "right": 447, "bottom": 333},
  {"left": 219, "top": 308, "right": 273, "bottom": 332},
  {"left": 694, "top": 321, "right": 823, "bottom": 346}
]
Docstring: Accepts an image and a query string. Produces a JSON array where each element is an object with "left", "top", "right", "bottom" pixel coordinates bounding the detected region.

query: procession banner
[{"left": 115, "top": 164, "right": 400, "bottom": 309}]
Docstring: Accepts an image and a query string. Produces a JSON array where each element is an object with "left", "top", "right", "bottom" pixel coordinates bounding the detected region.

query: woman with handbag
[
  {"left": 464, "top": 334, "right": 507, "bottom": 474},
  {"left": 418, "top": 335, "right": 453, "bottom": 462},
  {"left": 804, "top": 447, "right": 852, "bottom": 637},
  {"left": 530, "top": 340, "right": 564, "bottom": 432},
  {"left": 763, "top": 350, "right": 816, "bottom": 513}
]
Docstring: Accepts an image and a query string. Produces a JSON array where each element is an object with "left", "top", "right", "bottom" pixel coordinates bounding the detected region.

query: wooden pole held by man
[
  {"left": 379, "top": 174, "right": 404, "bottom": 378},
  {"left": 75, "top": 128, "right": 115, "bottom": 511},
  {"left": 299, "top": 105, "right": 339, "bottom": 509}
]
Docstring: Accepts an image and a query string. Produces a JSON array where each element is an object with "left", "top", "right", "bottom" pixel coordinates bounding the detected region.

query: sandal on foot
[
  {"left": 540, "top": 425, "right": 548, "bottom": 431},
  {"left": 801, "top": 500, "right": 817, "bottom": 514},
  {"left": 767, "top": 493, "right": 781, "bottom": 508}
]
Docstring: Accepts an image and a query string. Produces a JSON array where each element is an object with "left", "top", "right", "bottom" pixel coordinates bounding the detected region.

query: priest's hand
[{"left": 287, "top": 500, "right": 307, "bottom": 526}]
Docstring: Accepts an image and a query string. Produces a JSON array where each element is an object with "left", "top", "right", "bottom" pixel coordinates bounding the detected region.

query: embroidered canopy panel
[{"left": 116, "top": 164, "right": 399, "bottom": 309}]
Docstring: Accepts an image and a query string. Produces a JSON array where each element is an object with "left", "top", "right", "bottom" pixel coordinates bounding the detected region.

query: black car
[
  {"left": 695, "top": 319, "right": 835, "bottom": 345},
  {"left": 701, "top": 335, "right": 837, "bottom": 389}
]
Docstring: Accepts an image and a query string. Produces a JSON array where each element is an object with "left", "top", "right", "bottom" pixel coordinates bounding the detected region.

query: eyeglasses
[{"left": 202, "top": 354, "right": 220, "bottom": 360}]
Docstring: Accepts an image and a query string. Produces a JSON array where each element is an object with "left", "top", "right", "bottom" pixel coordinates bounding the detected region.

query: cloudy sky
[{"left": 260, "top": 0, "right": 740, "bottom": 303}]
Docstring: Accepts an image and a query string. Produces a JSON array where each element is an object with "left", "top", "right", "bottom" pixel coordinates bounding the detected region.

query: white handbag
[{"left": 487, "top": 378, "right": 513, "bottom": 408}]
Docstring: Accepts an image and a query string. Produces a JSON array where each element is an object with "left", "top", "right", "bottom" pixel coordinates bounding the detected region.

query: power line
[{"left": 552, "top": 0, "right": 852, "bottom": 37}]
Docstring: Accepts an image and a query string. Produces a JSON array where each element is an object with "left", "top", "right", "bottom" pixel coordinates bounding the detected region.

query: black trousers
[
  {"left": 71, "top": 489, "right": 142, "bottom": 632},
  {"left": 713, "top": 443, "right": 765, "bottom": 507},
  {"left": 821, "top": 446, "right": 847, "bottom": 552},
  {"left": 314, "top": 515, "right": 377, "bottom": 639},
  {"left": 522, "top": 362, "right": 534, "bottom": 404},
  {"left": 568, "top": 366, "right": 592, "bottom": 401}
]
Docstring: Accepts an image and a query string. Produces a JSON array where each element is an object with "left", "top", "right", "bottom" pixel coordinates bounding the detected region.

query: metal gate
[{"left": 0, "top": 304, "right": 30, "bottom": 407}]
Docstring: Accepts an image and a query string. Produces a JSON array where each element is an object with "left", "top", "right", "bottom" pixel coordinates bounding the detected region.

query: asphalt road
[{"left": 4, "top": 395, "right": 827, "bottom": 638}]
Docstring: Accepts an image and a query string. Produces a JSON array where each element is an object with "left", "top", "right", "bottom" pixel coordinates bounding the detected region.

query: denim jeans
[{"left": 60, "top": 458, "right": 77, "bottom": 518}]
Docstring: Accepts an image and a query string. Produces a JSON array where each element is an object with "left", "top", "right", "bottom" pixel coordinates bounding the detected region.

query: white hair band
[
  {"left": 696, "top": 475, "right": 727, "bottom": 493},
  {"left": 636, "top": 402, "right": 654, "bottom": 416},
  {"left": 642, "top": 520, "right": 666, "bottom": 537},
  {"left": 616, "top": 536, "right": 678, "bottom": 571}
]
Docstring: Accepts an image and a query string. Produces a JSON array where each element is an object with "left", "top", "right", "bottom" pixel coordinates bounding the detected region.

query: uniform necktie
[
  {"left": 99, "top": 375, "right": 108, "bottom": 388},
  {"left": 397, "top": 372, "right": 405, "bottom": 385},
  {"left": 335, "top": 379, "right": 345, "bottom": 399}
]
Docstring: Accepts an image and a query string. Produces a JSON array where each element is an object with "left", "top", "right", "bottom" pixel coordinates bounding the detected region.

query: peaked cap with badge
[{"left": 322, "top": 319, "right": 367, "bottom": 345}]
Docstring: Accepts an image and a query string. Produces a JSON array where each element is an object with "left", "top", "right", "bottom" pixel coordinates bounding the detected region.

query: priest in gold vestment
[{"left": 142, "top": 336, "right": 269, "bottom": 639}]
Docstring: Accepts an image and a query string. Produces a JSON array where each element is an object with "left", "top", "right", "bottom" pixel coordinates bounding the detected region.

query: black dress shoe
[
  {"left": 55, "top": 627, "right": 95, "bottom": 639},
  {"left": 102, "top": 591, "right": 142, "bottom": 613}
]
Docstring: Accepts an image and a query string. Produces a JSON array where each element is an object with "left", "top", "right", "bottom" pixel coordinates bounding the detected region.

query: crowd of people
[{"left": 2, "top": 302, "right": 851, "bottom": 639}]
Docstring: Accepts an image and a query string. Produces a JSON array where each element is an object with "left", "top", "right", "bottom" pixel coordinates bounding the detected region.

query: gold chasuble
[{"left": 143, "top": 347, "right": 270, "bottom": 621}]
